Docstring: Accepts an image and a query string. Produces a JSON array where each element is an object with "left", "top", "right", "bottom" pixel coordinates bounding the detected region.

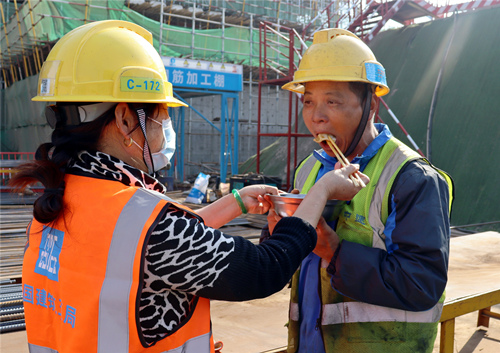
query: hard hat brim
[
  {"left": 282, "top": 78, "right": 389, "bottom": 97},
  {"left": 32, "top": 95, "right": 188, "bottom": 107}
]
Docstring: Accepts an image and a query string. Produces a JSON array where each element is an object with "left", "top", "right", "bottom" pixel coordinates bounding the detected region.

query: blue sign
[{"left": 163, "top": 57, "right": 243, "bottom": 92}]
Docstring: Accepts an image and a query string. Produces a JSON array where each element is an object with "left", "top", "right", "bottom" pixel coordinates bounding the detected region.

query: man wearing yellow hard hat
[
  {"left": 268, "top": 28, "right": 454, "bottom": 352},
  {"left": 12, "top": 21, "right": 370, "bottom": 352}
]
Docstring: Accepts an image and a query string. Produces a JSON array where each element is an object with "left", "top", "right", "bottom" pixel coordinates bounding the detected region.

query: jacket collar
[
  {"left": 314, "top": 123, "right": 392, "bottom": 175},
  {"left": 67, "top": 150, "right": 167, "bottom": 194}
]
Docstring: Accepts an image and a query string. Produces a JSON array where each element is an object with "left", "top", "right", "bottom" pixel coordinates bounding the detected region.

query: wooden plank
[
  {"left": 440, "top": 288, "right": 500, "bottom": 322},
  {"left": 480, "top": 308, "right": 500, "bottom": 320},
  {"left": 477, "top": 307, "right": 491, "bottom": 327},
  {"left": 438, "top": 289, "right": 500, "bottom": 353},
  {"left": 440, "top": 319, "right": 455, "bottom": 353}
]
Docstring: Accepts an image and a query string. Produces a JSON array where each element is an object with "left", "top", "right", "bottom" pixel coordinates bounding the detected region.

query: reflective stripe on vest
[
  {"left": 98, "top": 188, "right": 210, "bottom": 352},
  {"left": 27, "top": 345, "right": 58, "bottom": 353},
  {"left": 290, "top": 301, "right": 443, "bottom": 325},
  {"left": 368, "top": 142, "right": 420, "bottom": 250},
  {"left": 294, "top": 154, "right": 320, "bottom": 194},
  {"left": 28, "top": 333, "right": 212, "bottom": 353},
  {"left": 161, "top": 333, "right": 212, "bottom": 353},
  {"left": 98, "top": 188, "right": 165, "bottom": 351}
]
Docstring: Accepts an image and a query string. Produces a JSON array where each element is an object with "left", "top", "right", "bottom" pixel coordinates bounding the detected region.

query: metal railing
[
  {"left": 256, "top": 21, "right": 309, "bottom": 190},
  {"left": 0, "top": 152, "right": 35, "bottom": 188}
]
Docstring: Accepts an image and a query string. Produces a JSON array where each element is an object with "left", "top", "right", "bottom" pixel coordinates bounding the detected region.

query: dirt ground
[{"left": 2, "top": 232, "right": 499, "bottom": 353}]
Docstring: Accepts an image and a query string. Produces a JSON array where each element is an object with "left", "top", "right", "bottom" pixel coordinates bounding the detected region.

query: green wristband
[{"left": 232, "top": 189, "right": 247, "bottom": 214}]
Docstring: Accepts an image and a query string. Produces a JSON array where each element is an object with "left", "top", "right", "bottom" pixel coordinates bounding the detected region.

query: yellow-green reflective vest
[{"left": 287, "top": 137, "right": 453, "bottom": 353}]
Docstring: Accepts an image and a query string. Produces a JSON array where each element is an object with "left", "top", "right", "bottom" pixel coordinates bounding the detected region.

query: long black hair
[{"left": 9, "top": 102, "right": 160, "bottom": 224}]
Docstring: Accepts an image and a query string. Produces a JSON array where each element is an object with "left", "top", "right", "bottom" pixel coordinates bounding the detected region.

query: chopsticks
[{"left": 314, "top": 134, "right": 366, "bottom": 188}]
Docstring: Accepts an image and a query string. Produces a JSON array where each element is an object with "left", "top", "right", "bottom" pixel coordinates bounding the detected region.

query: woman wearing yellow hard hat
[
  {"left": 272, "top": 28, "right": 454, "bottom": 352},
  {"left": 11, "top": 21, "right": 368, "bottom": 353}
]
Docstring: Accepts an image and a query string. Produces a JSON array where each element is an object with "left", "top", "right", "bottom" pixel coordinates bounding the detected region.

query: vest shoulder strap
[
  {"left": 370, "top": 138, "right": 422, "bottom": 227},
  {"left": 139, "top": 188, "right": 203, "bottom": 222},
  {"left": 294, "top": 153, "right": 322, "bottom": 192}
]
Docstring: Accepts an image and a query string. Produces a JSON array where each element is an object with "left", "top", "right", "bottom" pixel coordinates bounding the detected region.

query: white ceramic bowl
[{"left": 269, "top": 193, "right": 345, "bottom": 222}]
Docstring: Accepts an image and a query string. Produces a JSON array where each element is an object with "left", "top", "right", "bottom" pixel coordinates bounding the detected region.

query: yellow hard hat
[
  {"left": 32, "top": 20, "right": 187, "bottom": 107},
  {"left": 282, "top": 28, "right": 389, "bottom": 97}
]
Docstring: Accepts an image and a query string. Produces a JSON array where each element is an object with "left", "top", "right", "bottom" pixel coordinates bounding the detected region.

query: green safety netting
[
  {"left": 0, "top": 0, "right": 305, "bottom": 68},
  {"left": 190, "top": 0, "right": 320, "bottom": 23}
]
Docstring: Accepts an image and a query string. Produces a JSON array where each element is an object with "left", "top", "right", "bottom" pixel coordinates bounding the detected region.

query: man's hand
[
  {"left": 313, "top": 217, "right": 340, "bottom": 262},
  {"left": 266, "top": 207, "right": 281, "bottom": 235}
]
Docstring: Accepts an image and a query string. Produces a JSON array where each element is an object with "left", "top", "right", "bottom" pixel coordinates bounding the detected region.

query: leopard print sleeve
[
  {"left": 143, "top": 207, "right": 235, "bottom": 294},
  {"left": 139, "top": 205, "right": 316, "bottom": 343},
  {"left": 140, "top": 207, "right": 234, "bottom": 343},
  {"left": 143, "top": 205, "right": 316, "bottom": 301}
]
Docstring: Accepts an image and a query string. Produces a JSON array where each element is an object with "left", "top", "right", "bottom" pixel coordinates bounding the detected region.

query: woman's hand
[
  {"left": 238, "top": 184, "right": 279, "bottom": 214},
  {"left": 199, "top": 185, "right": 278, "bottom": 229},
  {"left": 314, "top": 164, "right": 370, "bottom": 201},
  {"left": 313, "top": 217, "right": 340, "bottom": 262},
  {"left": 292, "top": 164, "right": 369, "bottom": 229}
]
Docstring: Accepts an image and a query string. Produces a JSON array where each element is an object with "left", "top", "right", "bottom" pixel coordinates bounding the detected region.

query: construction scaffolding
[
  {"left": 256, "top": 21, "right": 309, "bottom": 189},
  {"left": 0, "top": 0, "right": 134, "bottom": 88}
]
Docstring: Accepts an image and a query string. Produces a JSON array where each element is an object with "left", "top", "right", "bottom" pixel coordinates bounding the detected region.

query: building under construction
[{"left": 1, "top": 0, "right": 500, "bottom": 351}]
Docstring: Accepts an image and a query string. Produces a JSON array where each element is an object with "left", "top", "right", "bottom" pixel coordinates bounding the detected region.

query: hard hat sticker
[
  {"left": 38, "top": 61, "right": 60, "bottom": 96},
  {"left": 40, "top": 79, "right": 51, "bottom": 95},
  {"left": 365, "top": 62, "right": 387, "bottom": 86},
  {"left": 120, "top": 77, "right": 164, "bottom": 93}
]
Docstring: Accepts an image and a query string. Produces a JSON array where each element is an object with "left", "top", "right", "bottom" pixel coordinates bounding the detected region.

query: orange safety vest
[{"left": 23, "top": 174, "right": 214, "bottom": 353}]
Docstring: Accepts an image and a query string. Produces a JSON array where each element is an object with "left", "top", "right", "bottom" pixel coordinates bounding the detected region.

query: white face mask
[
  {"left": 149, "top": 117, "right": 176, "bottom": 171},
  {"left": 131, "top": 117, "right": 176, "bottom": 173}
]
